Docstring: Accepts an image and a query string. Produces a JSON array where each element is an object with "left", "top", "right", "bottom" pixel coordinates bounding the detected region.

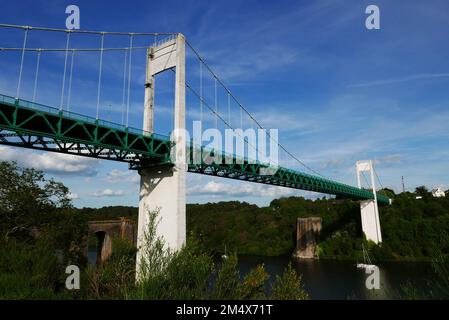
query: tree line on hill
[{"left": 72, "top": 179, "right": 449, "bottom": 262}]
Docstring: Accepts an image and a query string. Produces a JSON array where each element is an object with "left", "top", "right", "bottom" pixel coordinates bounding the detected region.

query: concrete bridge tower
[
  {"left": 356, "top": 160, "right": 382, "bottom": 244},
  {"left": 136, "top": 34, "right": 187, "bottom": 275}
]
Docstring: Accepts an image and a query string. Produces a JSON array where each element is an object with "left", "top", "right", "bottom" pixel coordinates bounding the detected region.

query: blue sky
[{"left": 0, "top": 0, "right": 449, "bottom": 207}]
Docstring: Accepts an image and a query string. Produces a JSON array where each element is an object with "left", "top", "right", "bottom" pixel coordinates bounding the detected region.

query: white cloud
[
  {"left": 104, "top": 169, "right": 140, "bottom": 184},
  {"left": 188, "top": 180, "right": 298, "bottom": 198},
  {"left": 348, "top": 73, "right": 449, "bottom": 88},
  {"left": 0, "top": 146, "right": 99, "bottom": 176},
  {"left": 92, "top": 189, "right": 127, "bottom": 197},
  {"left": 374, "top": 155, "right": 402, "bottom": 165},
  {"left": 66, "top": 193, "right": 80, "bottom": 200}
]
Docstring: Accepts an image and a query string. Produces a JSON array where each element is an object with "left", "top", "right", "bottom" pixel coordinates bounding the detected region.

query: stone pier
[
  {"left": 86, "top": 218, "right": 137, "bottom": 265},
  {"left": 292, "top": 217, "right": 322, "bottom": 259}
]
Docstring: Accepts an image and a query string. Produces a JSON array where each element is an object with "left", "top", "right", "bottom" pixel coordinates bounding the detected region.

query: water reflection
[
  {"left": 238, "top": 255, "right": 433, "bottom": 299},
  {"left": 87, "top": 249, "right": 433, "bottom": 299}
]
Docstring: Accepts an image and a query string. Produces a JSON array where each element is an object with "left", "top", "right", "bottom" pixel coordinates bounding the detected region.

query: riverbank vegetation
[
  {"left": 0, "top": 161, "right": 308, "bottom": 299},
  {"left": 187, "top": 192, "right": 449, "bottom": 263},
  {"left": 1, "top": 160, "right": 449, "bottom": 299}
]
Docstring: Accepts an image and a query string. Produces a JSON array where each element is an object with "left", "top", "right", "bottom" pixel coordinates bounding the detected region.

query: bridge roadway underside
[{"left": 0, "top": 94, "right": 389, "bottom": 205}]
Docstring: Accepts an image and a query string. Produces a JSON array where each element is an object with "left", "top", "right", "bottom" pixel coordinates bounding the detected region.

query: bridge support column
[
  {"left": 136, "top": 34, "right": 186, "bottom": 278},
  {"left": 137, "top": 164, "right": 186, "bottom": 248},
  {"left": 356, "top": 160, "right": 382, "bottom": 244}
]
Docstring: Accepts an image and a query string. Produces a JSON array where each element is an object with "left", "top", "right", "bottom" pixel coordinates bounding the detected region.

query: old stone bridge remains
[
  {"left": 86, "top": 218, "right": 137, "bottom": 265},
  {"left": 292, "top": 217, "right": 322, "bottom": 259}
]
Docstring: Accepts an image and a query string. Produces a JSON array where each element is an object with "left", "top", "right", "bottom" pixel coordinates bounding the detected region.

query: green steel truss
[
  {"left": 188, "top": 160, "right": 390, "bottom": 205},
  {"left": 0, "top": 93, "right": 389, "bottom": 205},
  {"left": 0, "top": 94, "right": 171, "bottom": 166}
]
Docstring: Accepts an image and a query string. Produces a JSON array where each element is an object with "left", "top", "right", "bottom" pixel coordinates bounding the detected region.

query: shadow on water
[{"left": 236, "top": 255, "right": 433, "bottom": 300}]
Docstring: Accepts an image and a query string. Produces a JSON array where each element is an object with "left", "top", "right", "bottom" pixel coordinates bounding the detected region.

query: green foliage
[
  {"left": 380, "top": 188, "right": 396, "bottom": 199},
  {"left": 4, "top": 159, "right": 449, "bottom": 299},
  {"left": 415, "top": 186, "right": 430, "bottom": 197},
  {"left": 125, "top": 210, "right": 309, "bottom": 300},
  {"left": 235, "top": 264, "right": 269, "bottom": 299},
  {"left": 127, "top": 209, "right": 215, "bottom": 300},
  {"left": 430, "top": 254, "right": 449, "bottom": 298},
  {"left": 136, "top": 208, "right": 172, "bottom": 280},
  {"left": 212, "top": 254, "right": 240, "bottom": 300},
  {"left": 0, "top": 160, "right": 311, "bottom": 300},
  {"left": 85, "top": 237, "right": 136, "bottom": 299},
  {"left": 0, "top": 161, "right": 71, "bottom": 240},
  {"left": 0, "top": 239, "right": 65, "bottom": 299},
  {"left": 271, "top": 263, "right": 309, "bottom": 300},
  {"left": 0, "top": 161, "right": 88, "bottom": 299},
  {"left": 393, "top": 254, "right": 449, "bottom": 300},
  {"left": 76, "top": 206, "right": 138, "bottom": 221},
  {"left": 187, "top": 192, "right": 449, "bottom": 262},
  {"left": 40, "top": 209, "right": 88, "bottom": 266}
]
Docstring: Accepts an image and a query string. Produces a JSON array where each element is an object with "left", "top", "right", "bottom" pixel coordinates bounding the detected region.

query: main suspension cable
[
  {"left": 185, "top": 40, "right": 327, "bottom": 178},
  {"left": 178, "top": 69, "right": 270, "bottom": 164},
  {"left": 373, "top": 166, "right": 386, "bottom": 194},
  {"left": 0, "top": 46, "right": 150, "bottom": 52},
  {"left": 0, "top": 23, "right": 176, "bottom": 36},
  {"left": 214, "top": 77, "right": 218, "bottom": 129}
]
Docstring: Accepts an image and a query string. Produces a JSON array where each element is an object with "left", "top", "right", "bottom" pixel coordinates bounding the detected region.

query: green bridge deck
[{"left": 0, "top": 93, "right": 389, "bottom": 205}]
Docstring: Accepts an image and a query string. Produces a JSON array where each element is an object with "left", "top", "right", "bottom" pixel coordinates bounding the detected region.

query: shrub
[
  {"left": 212, "top": 254, "right": 240, "bottom": 300},
  {"left": 271, "top": 263, "right": 309, "bottom": 300}
]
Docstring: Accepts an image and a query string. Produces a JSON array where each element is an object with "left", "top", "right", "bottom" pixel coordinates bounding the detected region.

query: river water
[
  {"left": 88, "top": 250, "right": 433, "bottom": 299},
  {"left": 238, "top": 255, "right": 433, "bottom": 299}
]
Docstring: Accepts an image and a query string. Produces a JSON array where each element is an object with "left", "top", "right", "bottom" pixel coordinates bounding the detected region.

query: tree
[
  {"left": 415, "top": 186, "right": 429, "bottom": 197},
  {"left": 236, "top": 264, "right": 269, "bottom": 299},
  {"left": 212, "top": 254, "right": 240, "bottom": 299},
  {"left": 0, "top": 161, "right": 71, "bottom": 239},
  {"left": 380, "top": 188, "right": 395, "bottom": 199},
  {"left": 271, "top": 263, "right": 309, "bottom": 300}
]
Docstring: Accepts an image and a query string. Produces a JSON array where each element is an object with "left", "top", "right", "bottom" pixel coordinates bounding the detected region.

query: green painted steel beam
[
  {"left": 0, "top": 93, "right": 389, "bottom": 205},
  {"left": 0, "top": 94, "right": 172, "bottom": 166},
  {"left": 186, "top": 150, "right": 390, "bottom": 205}
]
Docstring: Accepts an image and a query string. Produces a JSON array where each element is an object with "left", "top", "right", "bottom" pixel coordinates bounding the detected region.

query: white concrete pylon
[
  {"left": 356, "top": 160, "right": 382, "bottom": 244},
  {"left": 136, "top": 34, "right": 186, "bottom": 278}
]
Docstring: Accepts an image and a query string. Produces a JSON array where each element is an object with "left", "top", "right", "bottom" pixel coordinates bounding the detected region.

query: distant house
[{"left": 432, "top": 188, "right": 446, "bottom": 198}]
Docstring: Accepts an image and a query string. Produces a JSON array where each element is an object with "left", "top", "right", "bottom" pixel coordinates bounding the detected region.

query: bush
[
  {"left": 212, "top": 254, "right": 240, "bottom": 300},
  {"left": 85, "top": 237, "right": 136, "bottom": 299},
  {"left": 0, "top": 239, "right": 64, "bottom": 299},
  {"left": 125, "top": 209, "right": 309, "bottom": 300},
  {"left": 271, "top": 263, "right": 308, "bottom": 300},
  {"left": 236, "top": 265, "right": 269, "bottom": 300}
]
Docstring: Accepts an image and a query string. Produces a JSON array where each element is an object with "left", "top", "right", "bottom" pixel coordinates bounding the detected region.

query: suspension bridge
[{"left": 0, "top": 24, "right": 389, "bottom": 270}]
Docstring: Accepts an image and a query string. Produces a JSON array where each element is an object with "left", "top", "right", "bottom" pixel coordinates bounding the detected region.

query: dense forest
[
  {"left": 73, "top": 187, "right": 449, "bottom": 262},
  {"left": 186, "top": 190, "right": 449, "bottom": 261}
]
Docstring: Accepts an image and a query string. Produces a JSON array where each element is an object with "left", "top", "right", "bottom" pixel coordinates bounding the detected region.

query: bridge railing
[{"left": 0, "top": 93, "right": 170, "bottom": 142}]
